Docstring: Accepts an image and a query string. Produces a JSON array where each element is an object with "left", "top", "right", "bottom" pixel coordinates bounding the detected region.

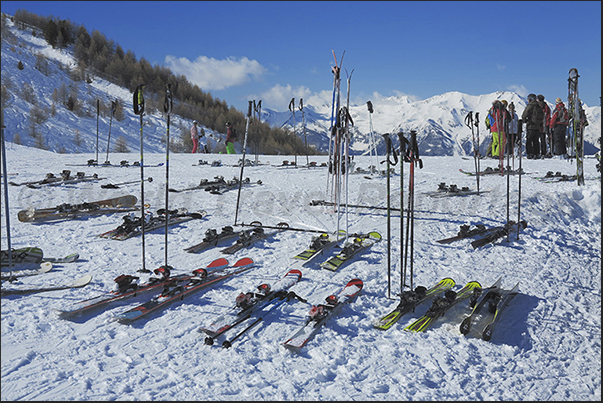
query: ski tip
[
  {"left": 207, "top": 258, "right": 229, "bottom": 269},
  {"left": 368, "top": 231, "right": 382, "bottom": 240},
  {"left": 347, "top": 278, "right": 363, "bottom": 290},
  {"left": 234, "top": 257, "right": 254, "bottom": 268},
  {"left": 287, "top": 269, "right": 303, "bottom": 280},
  {"left": 40, "top": 262, "right": 53, "bottom": 272},
  {"left": 72, "top": 274, "right": 93, "bottom": 287}
]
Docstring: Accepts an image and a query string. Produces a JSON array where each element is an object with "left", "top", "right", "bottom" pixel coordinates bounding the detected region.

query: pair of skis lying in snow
[
  {"left": 198, "top": 269, "right": 363, "bottom": 351},
  {"left": 373, "top": 277, "right": 519, "bottom": 341}
]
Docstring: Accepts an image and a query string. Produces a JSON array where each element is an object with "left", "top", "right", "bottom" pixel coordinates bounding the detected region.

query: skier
[
  {"left": 486, "top": 100, "right": 508, "bottom": 158},
  {"left": 549, "top": 97, "right": 569, "bottom": 157},
  {"left": 522, "top": 94, "right": 544, "bottom": 159},
  {"left": 537, "top": 95, "right": 552, "bottom": 158},
  {"left": 506, "top": 102, "right": 519, "bottom": 155},
  {"left": 191, "top": 120, "right": 200, "bottom": 154},
  {"left": 225, "top": 122, "right": 237, "bottom": 154}
]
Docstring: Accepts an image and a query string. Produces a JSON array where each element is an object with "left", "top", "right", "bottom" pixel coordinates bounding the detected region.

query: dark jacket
[{"left": 522, "top": 100, "right": 544, "bottom": 131}]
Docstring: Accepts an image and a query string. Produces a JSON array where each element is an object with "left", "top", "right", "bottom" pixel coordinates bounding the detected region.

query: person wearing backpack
[
  {"left": 522, "top": 93, "right": 544, "bottom": 159},
  {"left": 549, "top": 97, "right": 569, "bottom": 157}
]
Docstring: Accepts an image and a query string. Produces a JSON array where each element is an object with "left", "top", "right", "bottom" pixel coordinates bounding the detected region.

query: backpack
[
  {"left": 530, "top": 103, "right": 544, "bottom": 127},
  {"left": 556, "top": 105, "right": 568, "bottom": 124}
]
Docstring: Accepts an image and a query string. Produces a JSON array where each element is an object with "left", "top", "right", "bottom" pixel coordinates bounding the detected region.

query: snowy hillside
[
  {"left": 1, "top": 141, "right": 600, "bottom": 400},
  {"left": 2, "top": 16, "right": 600, "bottom": 157},
  {"left": 1, "top": 18, "right": 223, "bottom": 155}
]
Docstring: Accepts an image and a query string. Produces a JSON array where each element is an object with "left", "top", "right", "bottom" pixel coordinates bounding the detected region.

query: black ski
[
  {"left": 436, "top": 223, "right": 502, "bottom": 244},
  {"left": 167, "top": 176, "right": 226, "bottom": 193},
  {"left": 205, "top": 177, "right": 262, "bottom": 195},
  {"left": 481, "top": 282, "right": 520, "bottom": 341},
  {"left": 98, "top": 209, "right": 207, "bottom": 241},
  {"left": 459, "top": 277, "right": 503, "bottom": 335},
  {"left": 471, "top": 220, "right": 528, "bottom": 249},
  {"left": 221, "top": 222, "right": 289, "bottom": 254},
  {"left": 423, "top": 183, "right": 490, "bottom": 198},
  {"left": 184, "top": 226, "right": 242, "bottom": 253}
]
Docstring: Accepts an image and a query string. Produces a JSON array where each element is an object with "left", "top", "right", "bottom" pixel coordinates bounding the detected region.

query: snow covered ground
[{"left": 1, "top": 144, "right": 601, "bottom": 401}]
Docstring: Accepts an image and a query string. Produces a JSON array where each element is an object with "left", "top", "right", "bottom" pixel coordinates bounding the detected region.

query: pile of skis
[{"left": 17, "top": 195, "right": 138, "bottom": 222}]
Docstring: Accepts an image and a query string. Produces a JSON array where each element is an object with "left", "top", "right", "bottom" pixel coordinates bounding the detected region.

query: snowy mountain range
[{"left": 2, "top": 15, "right": 601, "bottom": 157}]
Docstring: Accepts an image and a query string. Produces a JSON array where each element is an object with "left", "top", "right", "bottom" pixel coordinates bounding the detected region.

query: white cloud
[
  {"left": 254, "top": 84, "right": 318, "bottom": 110},
  {"left": 165, "top": 55, "right": 267, "bottom": 90},
  {"left": 507, "top": 84, "right": 528, "bottom": 97}
]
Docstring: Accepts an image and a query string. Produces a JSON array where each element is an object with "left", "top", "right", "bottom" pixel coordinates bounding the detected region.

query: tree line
[{"left": 8, "top": 9, "right": 320, "bottom": 155}]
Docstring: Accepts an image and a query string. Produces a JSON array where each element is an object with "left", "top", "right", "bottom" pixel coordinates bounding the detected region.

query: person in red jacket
[
  {"left": 549, "top": 97, "right": 569, "bottom": 157},
  {"left": 537, "top": 95, "right": 552, "bottom": 158}
]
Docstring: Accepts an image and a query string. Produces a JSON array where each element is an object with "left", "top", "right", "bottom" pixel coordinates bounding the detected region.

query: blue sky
[{"left": 2, "top": 1, "right": 601, "bottom": 113}]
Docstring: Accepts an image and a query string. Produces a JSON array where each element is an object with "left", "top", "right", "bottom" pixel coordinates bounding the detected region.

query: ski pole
[
  {"left": 300, "top": 98, "right": 309, "bottom": 166},
  {"left": 474, "top": 112, "right": 481, "bottom": 193},
  {"left": 517, "top": 119, "right": 523, "bottom": 240},
  {"left": 383, "top": 133, "right": 392, "bottom": 299},
  {"left": 234, "top": 101, "right": 253, "bottom": 225},
  {"left": 1, "top": 109, "right": 13, "bottom": 278},
  {"left": 104, "top": 100, "right": 116, "bottom": 164},
  {"left": 133, "top": 84, "right": 147, "bottom": 273},
  {"left": 95, "top": 99, "right": 99, "bottom": 164},
  {"left": 164, "top": 84, "right": 173, "bottom": 266},
  {"left": 465, "top": 111, "right": 479, "bottom": 192},
  {"left": 397, "top": 131, "right": 407, "bottom": 295}
]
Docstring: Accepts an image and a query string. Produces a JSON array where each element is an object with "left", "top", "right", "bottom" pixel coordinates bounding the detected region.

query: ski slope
[{"left": 1, "top": 145, "right": 601, "bottom": 400}]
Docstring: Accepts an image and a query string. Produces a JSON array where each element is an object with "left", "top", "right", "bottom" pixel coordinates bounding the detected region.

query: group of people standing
[
  {"left": 190, "top": 121, "right": 237, "bottom": 154},
  {"left": 486, "top": 93, "right": 578, "bottom": 160}
]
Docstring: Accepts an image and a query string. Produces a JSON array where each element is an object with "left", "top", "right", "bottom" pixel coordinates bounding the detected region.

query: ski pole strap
[
  {"left": 164, "top": 84, "right": 173, "bottom": 114},
  {"left": 383, "top": 134, "right": 399, "bottom": 166},
  {"left": 367, "top": 100, "right": 374, "bottom": 114},
  {"left": 286, "top": 291, "right": 308, "bottom": 304},
  {"left": 289, "top": 98, "right": 295, "bottom": 112},
  {"left": 397, "top": 132, "right": 409, "bottom": 157},
  {"left": 133, "top": 84, "right": 144, "bottom": 115},
  {"left": 465, "top": 111, "right": 473, "bottom": 129}
]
